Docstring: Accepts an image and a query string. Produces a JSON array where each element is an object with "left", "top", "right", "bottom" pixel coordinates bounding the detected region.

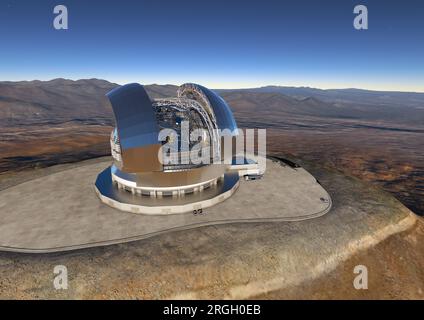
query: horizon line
[{"left": 1, "top": 77, "right": 423, "bottom": 94}]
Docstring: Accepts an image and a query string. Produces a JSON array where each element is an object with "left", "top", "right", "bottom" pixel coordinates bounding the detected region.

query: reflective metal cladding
[
  {"left": 107, "top": 83, "right": 163, "bottom": 173},
  {"left": 98, "top": 82, "right": 244, "bottom": 214},
  {"left": 178, "top": 83, "right": 238, "bottom": 134},
  {"left": 197, "top": 84, "right": 238, "bottom": 134},
  {"left": 106, "top": 82, "right": 239, "bottom": 174},
  {"left": 107, "top": 83, "right": 159, "bottom": 149}
]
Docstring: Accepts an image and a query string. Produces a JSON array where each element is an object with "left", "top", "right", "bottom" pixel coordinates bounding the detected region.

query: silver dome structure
[{"left": 95, "top": 83, "right": 261, "bottom": 215}]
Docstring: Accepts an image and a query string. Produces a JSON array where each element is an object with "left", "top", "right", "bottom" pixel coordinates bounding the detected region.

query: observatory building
[
  {"left": 95, "top": 83, "right": 262, "bottom": 214},
  {"left": 0, "top": 83, "right": 332, "bottom": 253}
]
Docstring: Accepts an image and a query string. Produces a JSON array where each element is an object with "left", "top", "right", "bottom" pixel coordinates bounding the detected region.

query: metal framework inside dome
[{"left": 153, "top": 98, "right": 218, "bottom": 148}]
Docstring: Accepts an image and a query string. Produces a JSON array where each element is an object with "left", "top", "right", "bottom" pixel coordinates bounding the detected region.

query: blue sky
[{"left": 1, "top": 0, "right": 423, "bottom": 91}]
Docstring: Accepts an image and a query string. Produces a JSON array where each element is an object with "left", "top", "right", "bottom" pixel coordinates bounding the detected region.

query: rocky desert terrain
[
  {"left": 0, "top": 79, "right": 423, "bottom": 299},
  {"left": 0, "top": 79, "right": 422, "bottom": 215},
  {"left": 0, "top": 157, "right": 422, "bottom": 299}
]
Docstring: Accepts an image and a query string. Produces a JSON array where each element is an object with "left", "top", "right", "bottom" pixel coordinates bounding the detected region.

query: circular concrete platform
[
  {"left": 0, "top": 158, "right": 332, "bottom": 253},
  {"left": 95, "top": 167, "right": 240, "bottom": 215}
]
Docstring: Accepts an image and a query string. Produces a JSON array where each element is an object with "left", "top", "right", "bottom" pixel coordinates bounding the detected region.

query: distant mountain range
[
  {"left": 0, "top": 78, "right": 423, "bottom": 127},
  {"left": 219, "top": 86, "right": 424, "bottom": 108},
  {"left": 0, "top": 79, "right": 117, "bottom": 126}
]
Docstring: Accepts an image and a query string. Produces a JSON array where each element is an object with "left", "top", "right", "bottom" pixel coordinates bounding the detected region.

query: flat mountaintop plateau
[{"left": 0, "top": 79, "right": 422, "bottom": 299}]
